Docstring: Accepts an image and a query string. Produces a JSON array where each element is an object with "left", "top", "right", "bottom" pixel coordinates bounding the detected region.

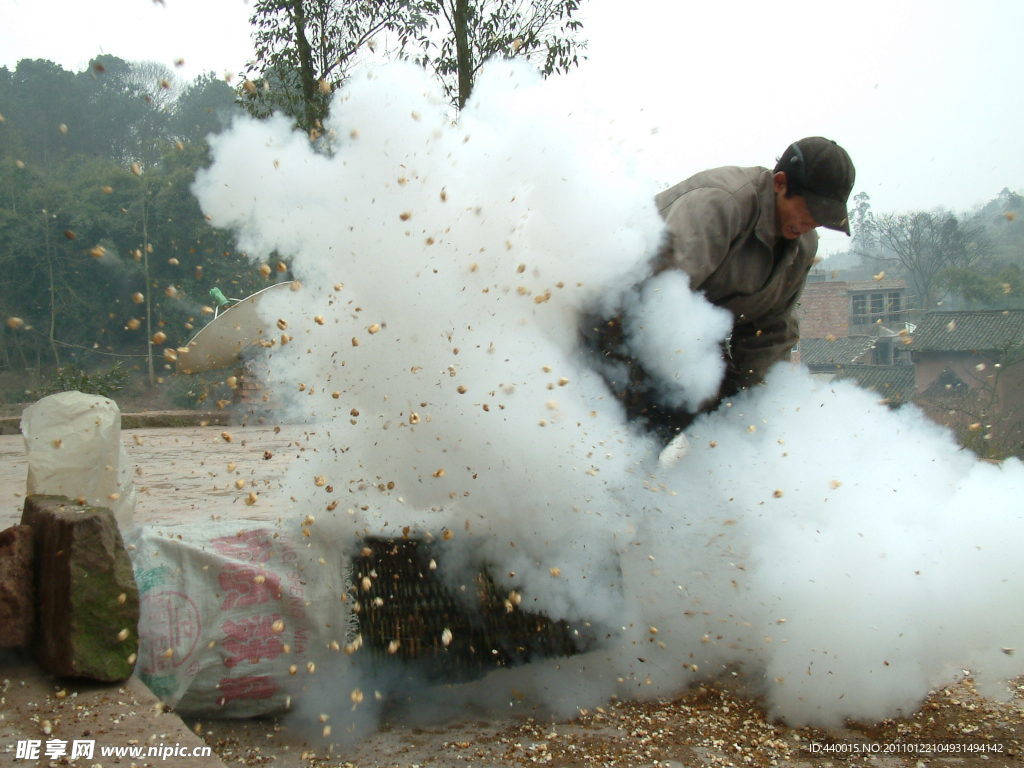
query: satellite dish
[{"left": 176, "top": 281, "right": 296, "bottom": 374}]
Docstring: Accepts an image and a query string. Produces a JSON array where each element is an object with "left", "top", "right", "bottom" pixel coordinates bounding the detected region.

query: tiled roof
[
  {"left": 832, "top": 364, "right": 917, "bottom": 403},
  {"left": 909, "top": 310, "right": 1024, "bottom": 352},
  {"left": 799, "top": 336, "right": 875, "bottom": 366}
]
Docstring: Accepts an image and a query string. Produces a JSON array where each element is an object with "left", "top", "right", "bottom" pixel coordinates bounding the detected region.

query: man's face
[{"left": 773, "top": 171, "right": 818, "bottom": 240}]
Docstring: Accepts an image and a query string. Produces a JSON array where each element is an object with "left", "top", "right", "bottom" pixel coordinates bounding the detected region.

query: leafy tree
[
  {"left": 0, "top": 57, "right": 171, "bottom": 170},
  {"left": 243, "top": 0, "right": 421, "bottom": 132},
  {"left": 861, "top": 211, "right": 991, "bottom": 311},
  {"left": 848, "top": 191, "right": 874, "bottom": 244},
  {"left": 0, "top": 153, "right": 140, "bottom": 369},
  {"left": 85, "top": 55, "right": 176, "bottom": 165},
  {"left": 0, "top": 59, "right": 85, "bottom": 169},
  {"left": 968, "top": 188, "right": 1024, "bottom": 268},
  {"left": 937, "top": 263, "right": 1024, "bottom": 309},
  {"left": 241, "top": 0, "right": 588, "bottom": 129},
  {"left": 413, "top": 0, "right": 586, "bottom": 109},
  {"left": 932, "top": 189, "right": 1024, "bottom": 309},
  {"left": 170, "top": 74, "right": 243, "bottom": 142}
]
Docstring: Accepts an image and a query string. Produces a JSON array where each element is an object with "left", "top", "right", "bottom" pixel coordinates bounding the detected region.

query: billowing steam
[{"left": 192, "top": 61, "right": 1024, "bottom": 730}]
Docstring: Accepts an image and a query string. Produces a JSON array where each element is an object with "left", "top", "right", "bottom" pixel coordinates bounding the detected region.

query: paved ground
[
  {"left": 1, "top": 422, "right": 304, "bottom": 530},
  {"left": 2, "top": 419, "right": 1022, "bottom": 767},
  {"left": 0, "top": 657, "right": 225, "bottom": 768}
]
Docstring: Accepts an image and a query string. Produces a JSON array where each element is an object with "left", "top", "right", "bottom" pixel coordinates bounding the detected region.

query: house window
[
  {"left": 870, "top": 293, "right": 885, "bottom": 317},
  {"left": 886, "top": 292, "right": 902, "bottom": 323},
  {"left": 850, "top": 290, "right": 905, "bottom": 327},
  {"left": 851, "top": 293, "right": 868, "bottom": 326}
]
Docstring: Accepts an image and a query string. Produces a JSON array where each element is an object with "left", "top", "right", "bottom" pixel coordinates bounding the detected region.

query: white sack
[
  {"left": 21, "top": 391, "right": 136, "bottom": 529},
  {"left": 127, "top": 521, "right": 355, "bottom": 717}
]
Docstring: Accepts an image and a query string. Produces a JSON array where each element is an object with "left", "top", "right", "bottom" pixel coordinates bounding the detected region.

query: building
[
  {"left": 908, "top": 310, "right": 1024, "bottom": 454},
  {"left": 792, "top": 269, "right": 1023, "bottom": 455},
  {"left": 794, "top": 276, "right": 913, "bottom": 380},
  {"left": 798, "top": 275, "right": 913, "bottom": 340}
]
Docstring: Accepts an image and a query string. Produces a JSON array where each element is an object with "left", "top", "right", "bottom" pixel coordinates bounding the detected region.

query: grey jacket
[{"left": 654, "top": 165, "right": 818, "bottom": 395}]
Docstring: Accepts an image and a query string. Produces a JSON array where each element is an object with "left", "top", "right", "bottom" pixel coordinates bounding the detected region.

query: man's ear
[{"left": 773, "top": 171, "right": 788, "bottom": 193}]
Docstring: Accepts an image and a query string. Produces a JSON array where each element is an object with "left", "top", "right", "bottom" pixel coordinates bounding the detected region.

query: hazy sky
[{"left": 2, "top": 0, "right": 1022, "bottom": 254}]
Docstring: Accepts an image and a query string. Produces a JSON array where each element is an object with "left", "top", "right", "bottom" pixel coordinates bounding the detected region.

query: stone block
[
  {"left": 21, "top": 494, "right": 140, "bottom": 682},
  {"left": 0, "top": 525, "right": 34, "bottom": 648}
]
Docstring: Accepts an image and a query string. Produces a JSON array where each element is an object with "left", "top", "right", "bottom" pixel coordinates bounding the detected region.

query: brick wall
[{"left": 796, "top": 281, "right": 849, "bottom": 338}]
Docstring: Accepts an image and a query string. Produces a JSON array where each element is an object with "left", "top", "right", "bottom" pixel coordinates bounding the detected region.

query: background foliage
[{"left": 0, "top": 56, "right": 267, "bottom": 399}]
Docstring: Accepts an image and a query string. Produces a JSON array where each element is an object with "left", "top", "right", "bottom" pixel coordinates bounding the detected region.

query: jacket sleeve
[
  {"left": 654, "top": 186, "right": 746, "bottom": 289},
  {"left": 720, "top": 233, "right": 817, "bottom": 397}
]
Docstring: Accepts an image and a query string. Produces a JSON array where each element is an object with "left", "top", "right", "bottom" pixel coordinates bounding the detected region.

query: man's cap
[{"left": 779, "top": 137, "right": 855, "bottom": 235}]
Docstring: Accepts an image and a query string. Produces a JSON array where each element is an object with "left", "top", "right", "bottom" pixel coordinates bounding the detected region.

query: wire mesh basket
[{"left": 349, "top": 537, "right": 592, "bottom": 683}]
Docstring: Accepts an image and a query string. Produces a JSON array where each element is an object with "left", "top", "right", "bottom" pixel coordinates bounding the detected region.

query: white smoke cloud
[
  {"left": 613, "top": 366, "right": 1024, "bottom": 724},
  {"left": 191, "top": 60, "right": 1024, "bottom": 730},
  {"left": 619, "top": 270, "right": 733, "bottom": 411}
]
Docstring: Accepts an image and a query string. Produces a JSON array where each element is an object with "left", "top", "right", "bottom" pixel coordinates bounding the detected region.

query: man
[{"left": 584, "top": 136, "right": 855, "bottom": 443}]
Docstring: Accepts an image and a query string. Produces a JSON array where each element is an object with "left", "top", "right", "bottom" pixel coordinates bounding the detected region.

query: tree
[
  {"left": 937, "top": 262, "right": 1024, "bottom": 309},
  {"left": 169, "top": 74, "right": 243, "bottom": 142},
  {"left": 412, "top": 0, "right": 586, "bottom": 109},
  {"left": 848, "top": 191, "right": 874, "bottom": 244},
  {"left": 862, "top": 211, "right": 991, "bottom": 311},
  {"left": 967, "top": 188, "right": 1024, "bottom": 269},
  {"left": 243, "top": 0, "right": 421, "bottom": 132},
  {"left": 86, "top": 56, "right": 176, "bottom": 165},
  {"left": 0, "top": 153, "right": 140, "bottom": 370},
  {"left": 0, "top": 57, "right": 173, "bottom": 170},
  {"left": 1, "top": 59, "right": 86, "bottom": 169},
  {"left": 241, "top": 0, "right": 588, "bottom": 129}
]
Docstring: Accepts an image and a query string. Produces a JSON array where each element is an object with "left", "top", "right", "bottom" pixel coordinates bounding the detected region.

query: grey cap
[{"left": 778, "top": 137, "right": 856, "bottom": 235}]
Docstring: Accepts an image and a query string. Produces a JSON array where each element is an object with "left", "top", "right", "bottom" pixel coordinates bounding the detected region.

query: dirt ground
[
  {"left": 186, "top": 673, "right": 1023, "bottom": 768},
  {"left": 1, "top": 418, "right": 1022, "bottom": 768}
]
